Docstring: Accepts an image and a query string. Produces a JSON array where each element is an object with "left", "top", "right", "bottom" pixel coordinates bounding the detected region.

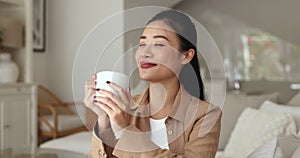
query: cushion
[
  {"left": 224, "top": 108, "right": 296, "bottom": 158},
  {"left": 289, "top": 92, "right": 300, "bottom": 106},
  {"left": 41, "top": 115, "right": 84, "bottom": 131},
  {"left": 248, "top": 138, "right": 278, "bottom": 158},
  {"left": 260, "top": 100, "right": 300, "bottom": 131},
  {"left": 248, "top": 135, "right": 300, "bottom": 158},
  {"left": 40, "top": 131, "right": 91, "bottom": 155},
  {"left": 274, "top": 147, "right": 284, "bottom": 158},
  {"left": 277, "top": 134, "right": 300, "bottom": 158},
  {"left": 219, "top": 92, "right": 279, "bottom": 149},
  {"left": 215, "top": 151, "right": 224, "bottom": 158},
  {"left": 292, "top": 146, "right": 300, "bottom": 158}
]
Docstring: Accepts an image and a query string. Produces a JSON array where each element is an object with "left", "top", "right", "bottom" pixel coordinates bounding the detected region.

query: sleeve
[
  {"left": 112, "top": 107, "right": 222, "bottom": 158},
  {"left": 113, "top": 125, "right": 130, "bottom": 139},
  {"left": 89, "top": 95, "right": 141, "bottom": 158},
  {"left": 89, "top": 122, "right": 118, "bottom": 158}
]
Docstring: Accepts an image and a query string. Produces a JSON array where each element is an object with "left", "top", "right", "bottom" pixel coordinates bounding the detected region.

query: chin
[
  {"left": 139, "top": 72, "right": 153, "bottom": 81},
  {"left": 139, "top": 71, "right": 177, "bottom": 83}
]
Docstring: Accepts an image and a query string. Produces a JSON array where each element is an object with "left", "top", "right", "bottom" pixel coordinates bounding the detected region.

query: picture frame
[{"left": 32, "top": 0, "right": 46, "bottom": 52}]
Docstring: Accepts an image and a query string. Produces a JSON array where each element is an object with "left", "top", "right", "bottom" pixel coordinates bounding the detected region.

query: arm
[
  {"left": 84, "top": 75, "right": 115, "bottom": 157},
  {"left": 89, "top": 121, "right": 117, "bottom": 158}
]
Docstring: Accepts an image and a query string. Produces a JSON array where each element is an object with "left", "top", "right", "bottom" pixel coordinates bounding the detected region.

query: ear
[{"left": 181, "top": 48, "right": 195, "bottom": 64}]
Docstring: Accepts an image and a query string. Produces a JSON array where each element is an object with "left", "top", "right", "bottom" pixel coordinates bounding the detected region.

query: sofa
[
  {"left": 216, "top": 91, "right": 300, "bottom": 158},
  {"left": 40, "top": 91, "right": 300, "bottom": 158}
]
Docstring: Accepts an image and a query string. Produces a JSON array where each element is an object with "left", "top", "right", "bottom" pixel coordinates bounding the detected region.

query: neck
[{"left": 149, "top": 76, "right": 180, "bottom": 119}]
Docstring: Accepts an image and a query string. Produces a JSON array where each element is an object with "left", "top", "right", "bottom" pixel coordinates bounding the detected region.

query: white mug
[{"left": 96, "top": 71, "right": 129, "bottom": 97}]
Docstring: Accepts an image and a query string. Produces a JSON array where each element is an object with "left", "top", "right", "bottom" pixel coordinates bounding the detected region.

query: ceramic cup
[{"left": 96, "top": 71, "right": 129, "bottom": 97}]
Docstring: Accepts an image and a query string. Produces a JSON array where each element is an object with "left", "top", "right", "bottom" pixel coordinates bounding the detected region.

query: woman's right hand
[{"left": 84, "top": 74, "right": 110, "bottom": 130}]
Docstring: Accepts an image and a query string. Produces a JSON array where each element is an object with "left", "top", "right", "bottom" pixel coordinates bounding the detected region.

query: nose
[{"left": 140, "top": 44, "right": 153, "bottom": 58}]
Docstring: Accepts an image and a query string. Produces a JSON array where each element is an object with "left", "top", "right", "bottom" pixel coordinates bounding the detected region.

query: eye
[{"left": 154, "top": 43, "right": 165, "bottom": 47}]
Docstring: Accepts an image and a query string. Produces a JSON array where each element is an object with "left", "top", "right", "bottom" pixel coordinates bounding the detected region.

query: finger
[
  {"left": 126, "top": 87, "right": 132, "bottom": 101},
  {"left": 85, "top": 83, "right": 96, "bottom": 98},
  {"left": 91, "top": 102, "right": 106, "bottom": 116},
  {"left": 88, "top": 90, "right": 95, "bottom": 99},
  {"left": 85, "top": 80, "right": 97, "bottom": 90},
  {"left": 107, "top": 82, "right": 128, "bottom": 104},
  {"left": 84, "top": 90, "right": 95, "bottom": 107},
  {"left": 93, "top": 74, "right": 97, "bottom": 86},
  {"left": 96, "top": 96, "right": 119, "bottom": 111},
  {"left": 85, "top": 87, "right": 95, "bottom": 98},
  {"left": 98, "top": 89, "right": 122, "bottom": 106},
  {"left": 94, "top": 101, "right": 113, "bottom": 117},
  {"left": 93, "top": 74, "right": 97, "bottom": 80}
]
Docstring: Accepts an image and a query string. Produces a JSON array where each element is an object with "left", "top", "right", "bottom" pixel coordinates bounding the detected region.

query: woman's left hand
[{"left": 94, "top": 82, "right": 131, "bottom": 132}]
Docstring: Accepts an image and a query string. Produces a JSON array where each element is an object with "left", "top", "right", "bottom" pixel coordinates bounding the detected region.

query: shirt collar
[{"left": 133, "top": 85, "right": 193, "bottom": 123}]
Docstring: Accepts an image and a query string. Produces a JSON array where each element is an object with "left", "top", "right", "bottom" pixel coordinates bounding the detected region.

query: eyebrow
[{"left": 140, "top": 35, "right": 169, "bottom": 41}]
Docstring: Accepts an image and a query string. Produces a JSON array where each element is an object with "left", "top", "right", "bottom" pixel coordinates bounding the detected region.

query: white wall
[{"left": 34, "top": 0, "right": 124, "bottom": 101}]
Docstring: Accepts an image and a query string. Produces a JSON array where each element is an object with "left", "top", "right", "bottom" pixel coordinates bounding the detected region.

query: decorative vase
[{"left": 0, "top": 53, "right": 19, "bottom": 83}]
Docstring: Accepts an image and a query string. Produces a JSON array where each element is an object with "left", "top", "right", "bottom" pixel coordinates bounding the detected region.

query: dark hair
[{"left": 147, "top": 10, "right": 205, "bottom": 100}]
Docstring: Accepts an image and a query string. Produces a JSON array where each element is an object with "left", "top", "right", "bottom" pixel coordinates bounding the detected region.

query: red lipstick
[{"left": 140, "top": 62, "right": 157, "bottom": 69}]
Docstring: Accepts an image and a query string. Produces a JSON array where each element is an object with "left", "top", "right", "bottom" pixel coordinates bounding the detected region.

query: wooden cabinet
[{"left": 0, "top": 84, "right": 37, "bottom": 150}]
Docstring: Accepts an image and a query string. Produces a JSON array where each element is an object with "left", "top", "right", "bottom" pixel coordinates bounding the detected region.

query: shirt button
[
  {"left": 167, "top": 129, "right": 173, "bottom": 135},
  {"left": 98, "top": 150, "right": 106, "bottom": 156}
]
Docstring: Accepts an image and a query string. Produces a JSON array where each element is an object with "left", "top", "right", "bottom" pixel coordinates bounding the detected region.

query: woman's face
[{"left": 135, "top": 20, "right": 185, "bottom": 82}]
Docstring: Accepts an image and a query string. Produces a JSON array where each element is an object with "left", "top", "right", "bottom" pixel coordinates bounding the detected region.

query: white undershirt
[{"left": 149, "top": 117, "right": 169, "bottom": 149}]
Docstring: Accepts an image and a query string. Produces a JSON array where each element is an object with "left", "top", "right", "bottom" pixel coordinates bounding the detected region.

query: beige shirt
[{"left": 89, "top": 86, "right": 222, "bottom": 158}]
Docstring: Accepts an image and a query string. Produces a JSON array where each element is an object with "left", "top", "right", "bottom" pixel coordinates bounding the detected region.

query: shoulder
[
  {"left": 189, "top": 96, "right": 222, "bottom": 120},
  {"left": 188, "top": 97, "right": 222, "bottom": 137}
]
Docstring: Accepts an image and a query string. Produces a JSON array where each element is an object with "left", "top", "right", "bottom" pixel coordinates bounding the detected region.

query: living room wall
[{"left": 33, "top": 0, "right": 124, "bottom": 101}]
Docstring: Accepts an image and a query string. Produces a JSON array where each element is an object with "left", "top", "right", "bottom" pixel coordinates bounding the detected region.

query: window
[{"left": 241, "top": 32, "right": 300, "bottom": 81}]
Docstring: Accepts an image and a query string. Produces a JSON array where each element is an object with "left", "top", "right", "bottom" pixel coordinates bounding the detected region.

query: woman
[{"left": 84, "top": 10, "right": 222, "bottom": 158}]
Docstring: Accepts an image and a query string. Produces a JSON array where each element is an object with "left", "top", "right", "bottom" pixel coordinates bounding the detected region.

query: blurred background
[{"left": 0, "top": 0, "right": 299, "bottom": 157}]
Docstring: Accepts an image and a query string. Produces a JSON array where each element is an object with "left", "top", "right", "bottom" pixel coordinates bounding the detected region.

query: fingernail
[
  {"left": 96, "top": 88, "right": 100, "bottom": 91},
  {"left": 106, "top": 81, "right": 111, "bottom": 84}
]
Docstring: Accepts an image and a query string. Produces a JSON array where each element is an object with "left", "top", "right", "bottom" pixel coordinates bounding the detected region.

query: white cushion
[
  {"left": 224, "top": 108, "right": 296, "bottom": 158},
  {"left": 292, "top": 146, "right": 300, "bottom": 158},
  {"left": 248, "top": 138, "right": 278, "bottom": 158},
  {"left": 41, "top": 115, "right": 84, "bottom": 131},
  {"left": 40, "top": 131, "right": 91, "bottom": 155},
  {"left": 260, "top": 100, "right": 300, "bottom": 132},
  {"left": 215, "top": 151, "right": 224, "bottom": 158},
  {"left": 219, "top": 92, "right": 279, "bottom": 149},
  {"left": 289, "top": 92, "right": 300, "bottom": 106},
  {"left": 274, "top": 147, "right": 284, "bottom": 158},
  {"left": 277, "top": 134, "right": 300, "bottom": 158}
]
